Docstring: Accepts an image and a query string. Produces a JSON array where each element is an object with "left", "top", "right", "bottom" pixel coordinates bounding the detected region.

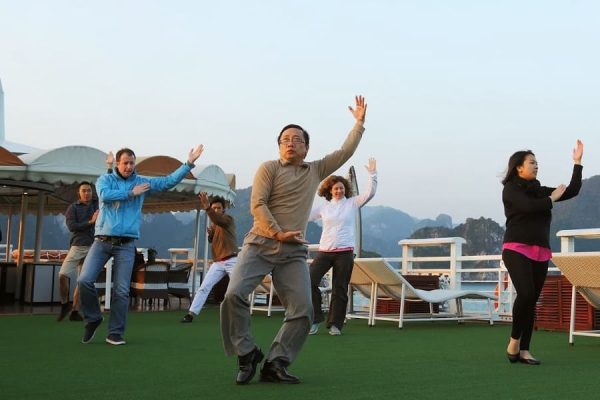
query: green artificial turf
[{"left": 1, "top": 307, "right": 600, "bottom": 400}]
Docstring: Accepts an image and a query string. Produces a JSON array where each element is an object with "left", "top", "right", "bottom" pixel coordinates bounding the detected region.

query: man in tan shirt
[
  {"left": 221, "top": 96, "right": 368, "bottom": 385},
  {"left": 181, "top": 193, "right": 238, "bottom": 323}
]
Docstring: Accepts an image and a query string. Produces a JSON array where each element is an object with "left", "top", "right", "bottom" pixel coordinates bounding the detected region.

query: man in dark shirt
[{"left": 57, "top": 182, "right": 99, "bottom": 321}]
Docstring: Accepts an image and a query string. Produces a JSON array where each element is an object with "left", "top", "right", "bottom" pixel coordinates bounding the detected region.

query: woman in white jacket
[{"left": 308, "top": 158, "right": 377, "bottom": 335}]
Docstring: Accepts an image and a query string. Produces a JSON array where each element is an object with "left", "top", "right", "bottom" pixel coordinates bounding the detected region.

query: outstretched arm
[
  {"left": 148, "top": 144, "right": 204, "bottom": 192},
  {"left": 199, "top": 192, "right": 231, "bottom": 227},
  {"left": 354, "top": 157, "right": 378, "bottom": 207},
  {"left": 318, "top": 95, "right": 368, "bottom": 179},
  {"left": 547, "top": 140, "right": 584, "bottom": 202}
]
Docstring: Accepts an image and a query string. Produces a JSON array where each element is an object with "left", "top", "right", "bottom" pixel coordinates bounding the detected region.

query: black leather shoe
[
  {"left": 180, "top": 313, "right": 193, "bottom": 323},
  {"left": 506, "top": 352, "right": 519, "bottom": 363},
  {"left": 519, "top": 357, "right": 541, "bottom": 365},
  {"left": 260, "top": 359, "right": 300, "bottom": 384},
  {"left": 236, "top": 347, "right": 264, "bottom": 385}
]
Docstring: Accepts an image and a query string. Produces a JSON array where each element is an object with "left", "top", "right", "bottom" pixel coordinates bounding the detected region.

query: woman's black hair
[{"left": 502, "top": 150, "right": 535, "bottom": 185}]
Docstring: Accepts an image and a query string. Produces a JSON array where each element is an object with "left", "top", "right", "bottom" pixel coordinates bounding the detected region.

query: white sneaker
[
  {"left": 309, "top": 323, "right": 320, "bottom": 335},
  {"left": 329, "top": 325, "right": 341, "bottom": 336}
]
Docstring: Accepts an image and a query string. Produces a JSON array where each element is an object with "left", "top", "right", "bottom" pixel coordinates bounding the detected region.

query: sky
[{"left": 1, "top": 0, "right": 599, "bottom": 224}]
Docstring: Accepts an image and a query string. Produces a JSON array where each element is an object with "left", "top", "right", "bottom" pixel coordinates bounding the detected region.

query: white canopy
[
  {"left": 0, "top": 146, "right": 236, "bottom": 214},
  {"left": 0, "top": 144, "right": 236, "bottom": 300}
]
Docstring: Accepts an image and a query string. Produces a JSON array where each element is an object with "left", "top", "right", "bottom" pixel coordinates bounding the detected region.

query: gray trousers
[{"left": 220, "top": 233, "right": 312, "bottom": 365}]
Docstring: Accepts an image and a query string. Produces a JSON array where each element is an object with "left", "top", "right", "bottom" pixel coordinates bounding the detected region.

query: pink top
[
  {"left": 502, "top": 242, "right": 552, "bottom": 262},
  {"left": 321, "top": 246, "right": 354, "bottom": 253}
]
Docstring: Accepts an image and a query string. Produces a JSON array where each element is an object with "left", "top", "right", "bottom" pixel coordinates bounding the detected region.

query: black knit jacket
[{"left": 502, "top": 164, "right": 583, "bottom": 248}]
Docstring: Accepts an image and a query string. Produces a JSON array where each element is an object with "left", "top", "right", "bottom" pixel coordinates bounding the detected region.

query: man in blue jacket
[{"left": 78, "top": 145, "right": 204, "bottom": 345}]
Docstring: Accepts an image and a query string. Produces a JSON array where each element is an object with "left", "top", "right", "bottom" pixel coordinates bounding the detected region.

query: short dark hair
[
  {"left": 116, "top": 148, "right": 136, "bottom": 162},
  {"left": 209, "top": 195, "right": 226, "bottom": 209},
  {"left": 77, "top": 181, "right": 93, "bottom": 201},
  {"left": 318, "top": 175, "right": 353, "bottom": 201},
  {"left": 277, "top": 124, "right": 310, "bottom": 147},
  {"left": 502, "top": 150, "right": 535, "bottom": 185}
]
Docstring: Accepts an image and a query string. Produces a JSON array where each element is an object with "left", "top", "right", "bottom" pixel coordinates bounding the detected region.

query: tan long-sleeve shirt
[
  {"left": 206, "top": 208, "right": 238, "bottom": 261},
  {"left": 250, "top": 123, "right": 365, "bottom": 239}
]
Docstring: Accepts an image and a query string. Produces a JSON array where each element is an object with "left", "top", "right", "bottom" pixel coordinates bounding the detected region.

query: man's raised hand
[
  {"left": 198, "top": 192, "right": 210, "bottom": 210},
  {"left": 188, "top": 145, "right": 204, "bottom": 165},
  {"left": 348, "top": 95, "right": 367, "bottom": 123}
]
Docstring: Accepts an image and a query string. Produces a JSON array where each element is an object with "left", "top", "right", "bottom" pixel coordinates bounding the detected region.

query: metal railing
[{"left": 348, "top": 229, "right": 600, "bottom": 321}]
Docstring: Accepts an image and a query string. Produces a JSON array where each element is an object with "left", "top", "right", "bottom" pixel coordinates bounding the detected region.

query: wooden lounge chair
[
  {"left": 551, "top": 252, "right": 600, "bottom": 344},
  {"left": 352, "top": 258, "right": 496, "bottom": 328}
]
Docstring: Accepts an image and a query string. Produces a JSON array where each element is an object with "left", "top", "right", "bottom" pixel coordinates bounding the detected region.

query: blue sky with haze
[{"left": 1, "top": 0, "right": 599, "bottom": 224}]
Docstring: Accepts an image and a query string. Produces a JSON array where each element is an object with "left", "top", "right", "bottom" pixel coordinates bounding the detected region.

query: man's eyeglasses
[{"left": 279, "top": 137, "right": 305, "bottom": 145}]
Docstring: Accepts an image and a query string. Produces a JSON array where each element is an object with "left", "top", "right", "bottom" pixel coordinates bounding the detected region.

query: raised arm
[
  {"left": 541, "top": 140, "right": 584, "bottom": 202},
  {"left": 348, "top": 95, "right": 367, "bottom": 123},
  {"left": 106, "top": 151, "right": 114, "bottom": 172},
  {"left": 148, "top": 145, "right": 204, "bottom": 192},
  {"left": 188, "top": 144, "right": 204, "bottom": 165},
  {"left": 199, "top": 192, "right": 232, "bottom": 227},
  {"left": 317, "top": 96, "right": 368, "bottom": 179},
  {"left": 354, "top": 157, "right": 378, "bottom": 207},
  {"left": 573, "top": 139, "right": 583, "bottom": 166}
]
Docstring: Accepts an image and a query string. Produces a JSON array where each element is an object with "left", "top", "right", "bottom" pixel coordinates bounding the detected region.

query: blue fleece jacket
[{"left": 95, "top": 162, "right": 192, "bottom": 238}]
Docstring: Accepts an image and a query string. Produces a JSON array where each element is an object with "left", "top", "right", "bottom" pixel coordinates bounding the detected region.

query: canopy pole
[
  {"left": 33, "top": 192, "right": 45, "bottom": 263},
  {"left": 15, "top": 193, "right": 28, "bottom": 300},
  {"left": 5, "top": 209, "right": 12, "bottom": 262},
  {"left": 202, "top": 211, "right": 209, "bottom": 283},
  {"left": 191, "top": 209, "right": 201, "bottom": 294}
]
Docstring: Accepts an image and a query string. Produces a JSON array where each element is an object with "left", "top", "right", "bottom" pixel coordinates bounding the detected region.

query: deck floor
[{"left": 0, "top": 295, "right": 193, "bottom": 316}]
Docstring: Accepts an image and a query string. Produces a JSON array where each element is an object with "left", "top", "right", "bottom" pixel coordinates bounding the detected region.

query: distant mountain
[
  {"left": 360, "top": 206, "right": 453, "bottom": 256},
  {"left": 410, "top": 217, "right": 504, "bottom": 256},
  {"left": 550, "top": 174, "right": 600, "bottom": 251},
  {"left": 408, "top": 217, "right": 505, "bottom": 277}
]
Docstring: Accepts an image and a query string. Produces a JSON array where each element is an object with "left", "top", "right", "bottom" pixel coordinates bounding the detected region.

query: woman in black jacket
[{"left": 502, "top": 140, "right": 583, "bottom": 365}]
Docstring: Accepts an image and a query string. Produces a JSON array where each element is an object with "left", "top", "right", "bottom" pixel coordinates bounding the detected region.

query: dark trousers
[
  {"left": 310, "top": 250, "right": 354, "bottom": 330},
  {"left": 502, "top": 249, "right": 549, "bottom": 351}
]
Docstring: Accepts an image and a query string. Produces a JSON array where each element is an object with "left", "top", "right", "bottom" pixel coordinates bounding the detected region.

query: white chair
[
  {"left": 352, "top": 258, "right": 496, "bottom": 328},
  {"left": 249, "top": 274, "right": 284, "bottom": 316},
  {"left": 347, "top": 262, "right": 391, "bottom": 323}
]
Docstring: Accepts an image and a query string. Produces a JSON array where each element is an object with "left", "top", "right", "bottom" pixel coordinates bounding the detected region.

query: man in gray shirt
[
  {"left": 220, "top": 96, "right": 368, "bottom": 384},
  {"left": 57, "top": 182, "right": 99, "bottom": 322}
]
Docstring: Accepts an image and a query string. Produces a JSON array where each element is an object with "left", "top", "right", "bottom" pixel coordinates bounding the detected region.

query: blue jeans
[{"left": 78, "top": 238, "right": 135, "bottom": 337}]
